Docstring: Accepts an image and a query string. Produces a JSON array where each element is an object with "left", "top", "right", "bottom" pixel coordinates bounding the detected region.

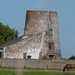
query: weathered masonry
[{"left": 0, "top": 10, "right": 61, "bottom": 59}]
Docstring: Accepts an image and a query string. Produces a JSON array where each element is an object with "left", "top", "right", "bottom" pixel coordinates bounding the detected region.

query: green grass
[
  {"left": 23, "top": 71, "right": 75, "bottom": 75},
  {"left": 0, "top": 68, "right": 75, "bottom": 75}
]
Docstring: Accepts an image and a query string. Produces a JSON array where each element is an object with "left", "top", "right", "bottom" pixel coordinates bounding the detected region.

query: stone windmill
[
  {"left": 0, "top": 10, "right": 61, "bottom": 59},
  {"left": 24, "top": 10, "right": 61, "bottom": 59}
]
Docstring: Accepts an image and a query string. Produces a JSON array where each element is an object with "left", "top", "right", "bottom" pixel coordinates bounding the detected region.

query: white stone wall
[{"left": 4, "top": 33, "right": 42, "bottom": 59}]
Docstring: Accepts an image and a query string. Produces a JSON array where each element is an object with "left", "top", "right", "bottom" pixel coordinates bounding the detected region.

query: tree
[
  {"left": 68, "top": 55, "right": 75, "bottom": 60},
  {"left": 0, "top": 22, "right": 18, "bottom": 45}
]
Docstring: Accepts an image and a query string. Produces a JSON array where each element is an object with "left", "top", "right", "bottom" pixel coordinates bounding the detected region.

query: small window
[
  {"left": 49, "top": 55, "right": 54, "bottom": 59},
  {"left": 49, "top": 43, "right": 52, "bottom": 49},
  {"left": 49, "top": 29, "right": 53, "bottom": 36},
  {"left": 49, "top": 42, "right": 54, "bottom": 50},
  {"left": 23, "top": 53, "right": 26, "bottom": 59},
  {"left": 27, "top": 55, "right": 31, "bottom": 59},
  {"left": 0, "top": 52, "right": 2, "bottom": 58},
  {"left": 0, "top": 48, "right": 3, "bottom": 58}
]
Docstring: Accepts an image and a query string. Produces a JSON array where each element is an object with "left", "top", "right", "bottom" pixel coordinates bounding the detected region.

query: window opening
[
  {"left": 23, "top": 53, "right": 26, "bottom": 59},
  {"left": 0, "top": 52, "right": 2, "bottom": 58},
  {"left": 27, "top": 55, "right": 31, "bottom": 59},
  {"left": 49, "top": 42, "right": 54, "bottom": 50},
  {"left": 49, "top": 55, "right": 54, "bottom": 59},
  {"left": 49, "top": 29, "right": 53, "bottom": 36}
]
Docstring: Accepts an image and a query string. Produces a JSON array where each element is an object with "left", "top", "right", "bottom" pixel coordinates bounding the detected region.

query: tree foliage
[
  {"left": 68, "top": 55, "right": 75, "bottom": 60},
  {"left": 0, "top": 22, "right": 18, "bottom": 45}
]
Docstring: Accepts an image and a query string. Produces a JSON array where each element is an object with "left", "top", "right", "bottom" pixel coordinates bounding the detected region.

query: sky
[{"left": 0, "top": 0, "right": 75, "bottom": 59}]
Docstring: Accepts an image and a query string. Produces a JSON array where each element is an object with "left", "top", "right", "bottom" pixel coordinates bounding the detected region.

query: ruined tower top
[{"left": 24, "top": 10, "right": 58, "bottom": 35}]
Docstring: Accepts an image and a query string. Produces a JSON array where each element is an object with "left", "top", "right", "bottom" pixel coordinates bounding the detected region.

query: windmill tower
[{"left": 24, "top": 10, "right": 61, "bottom": 59}]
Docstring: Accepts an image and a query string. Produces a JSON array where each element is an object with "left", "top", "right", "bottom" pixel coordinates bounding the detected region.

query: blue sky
[{"left": 0, "top": 0, "right": 75, "bottom": 59}]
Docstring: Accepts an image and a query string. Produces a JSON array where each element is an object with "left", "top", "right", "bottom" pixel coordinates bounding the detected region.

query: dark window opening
[
  {"left": 27, "top": 55, "right": 31, "bottom": 59},
  {"left": 49, "top": 43, "right": 51, "bottom": 49},
  {"left": 49, "top": 42, "right": 54, "bottom": 50},
  {"left": 23, "top": 53, "right": 26, "bottom": 59},
  {"left": 0, "top": 52, "right": 2, "bottom": 58},
  {"left": 49, "top": 29, "right": 53, "bottom": 36},
  {"left": 49, "top": 55, "right": 54, "bottom": 59}
]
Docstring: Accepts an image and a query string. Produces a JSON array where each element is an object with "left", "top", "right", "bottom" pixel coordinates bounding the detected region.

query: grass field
[{"left": 0, "top": 68, "right": 75, "bottom": 75}]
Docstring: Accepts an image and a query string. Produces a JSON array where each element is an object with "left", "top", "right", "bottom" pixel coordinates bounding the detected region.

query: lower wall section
[{"left": 0, "top": 59, "right": 75, "bottom": 69}]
